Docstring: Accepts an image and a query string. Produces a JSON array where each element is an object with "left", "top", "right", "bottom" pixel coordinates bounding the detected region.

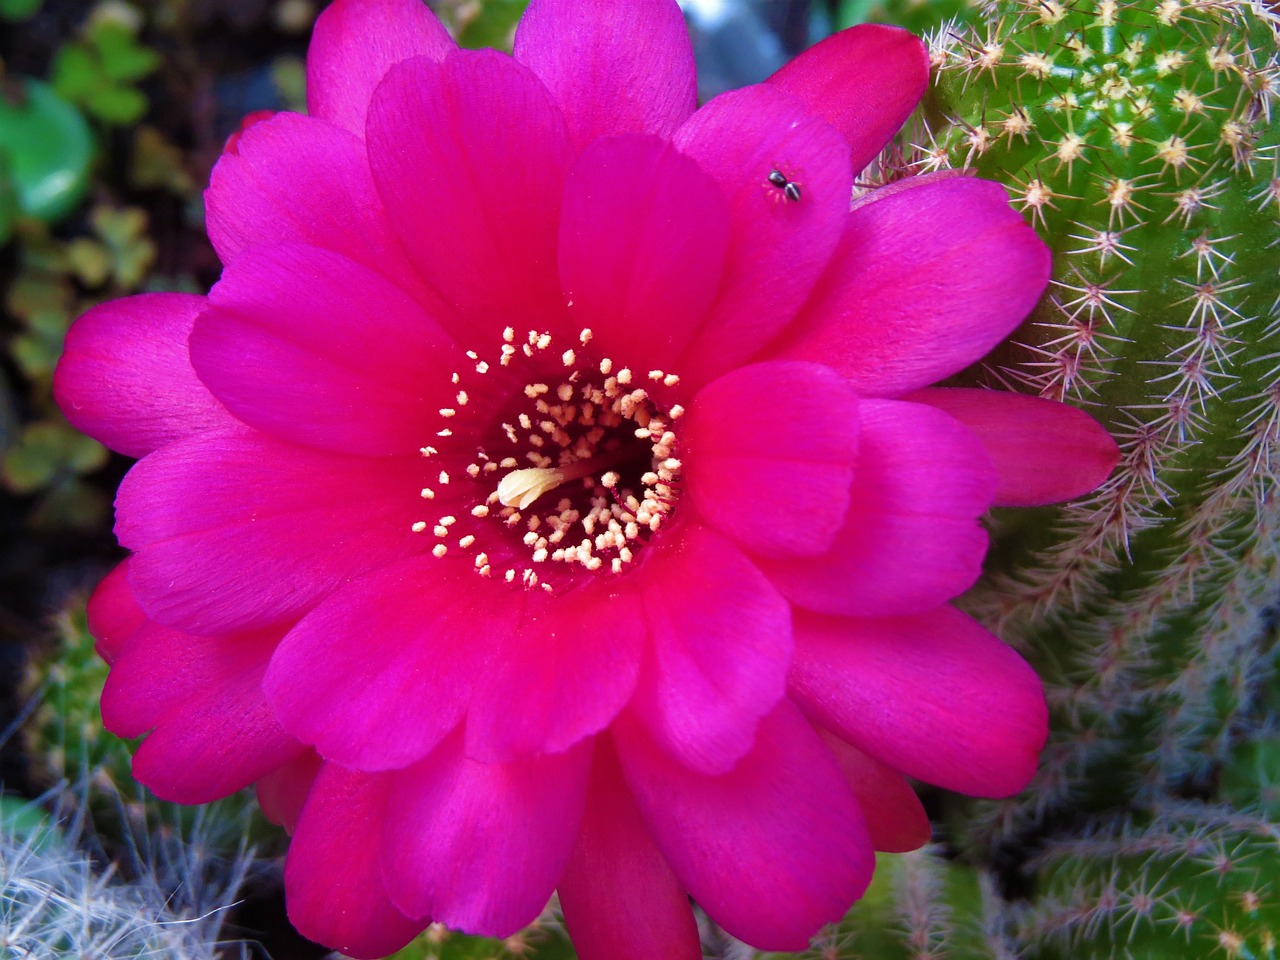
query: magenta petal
[
  {"left": 559, "top": 739, "right": 701, "bottom": 960},
  {"left": 817, "top": 728, "right": 930, "bottom": 853},
  {"left": 54, "top": 293, "right": 236, "bottom": 458},
  {"left": 116, "top": 429, "right": 424, "bottom": 634},
  {"left": 286, "top": 764, "right": 425, "bottom": 960},
  {"left": 628, "top": 524, "right": 792, "bottom": 774},
  {"left": 367, "top": 50, "right": 572, "bottom": 336},
  {"left": 86, "top": 561, "right": 145, "bottom": 663},
  {"left": 684, "top": 362, "right": 859, "bottom": 557},
  {"left": 204, "top": 112, "right": 442, "bottom": 311},
  {"left": 100, "top": 618, "right": 227, "bottom": 739},
  {"left": 615, "top": 700, "right": 873, "bottom": 950},
  {"left": 465, "top": 582, "right": 643, "bottom": 763},
  {"left": 758, "top": 399, "right": 997, "bottom": 618},
  {"left": 305, "top": 0, "right": 453, "bottom": 138},
  {"left": 771, "top": 176, "right": 1052, "bottom": 397},
  {"left": 256, "top": 749, "right": 322, "bottom": 833},
  {"left": 514, "top": 0, "right": 696, "bottom": 151},
  {"left": 766, "top": 24, "right": 929, "bottom": 172},
  {"left": 790, "top": 606, "right": 1048, "bottom": 798},
  {"left": 907, "top": 388, "right": 1120, "bottom": 507},
  {"left": 265, "top": 556, "right": 502, "bottom": 771},
  {"left": 556, "top": 134, "right": 729, "bottom": 380},
  {"left": 382, "top": 731, "right": 593, "bottom": 935},
  {"left": 192, "top": 244, "right": 456, "bottom": 457},
  {"left": 106, "top": 625, "right": 306, "bottom": 804},
  {"left": 672, "top": 84, "right": 851, "bottom": 387}
]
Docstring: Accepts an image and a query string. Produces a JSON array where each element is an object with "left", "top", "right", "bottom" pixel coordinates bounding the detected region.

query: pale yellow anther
[
  {"left": 562, "top": 349, "right": 576, "bottom": 367},
  {"left": 579, "top": 328, "right": 593, "bottom": 345},
  {"left": 503, "top": 326, "right": 515, "bottom": 342},
  {"left": 421, "top": 488, "right": 435, "bottom": 499},
  {"left": 432, "top": 544, "right": 448, "bottom": 557},
  {"left": 439, "top": 471, "right": 450, "bottom": 485},
  {"left": 412, "top": 521, "right": 427, "bottom": 533}
]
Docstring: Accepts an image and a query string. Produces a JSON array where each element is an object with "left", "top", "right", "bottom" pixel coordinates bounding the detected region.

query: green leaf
[
  {"left": 451, "top": 0, "right": 530, "bottom": 51},
  {"left": 0, "top": 77, "right": 94, "bottom": 223},
  {"left": 90, "top": 21, "right": 161, "bottom": 83},
  {"left": 85, "top": 84, "right": 149, "bottom": 126},
  {"left": 2, "top": 420, "right": 108, "bottom": 494},
  {"left": 50, "top": 45, "right": 101, "bottom": 101}
]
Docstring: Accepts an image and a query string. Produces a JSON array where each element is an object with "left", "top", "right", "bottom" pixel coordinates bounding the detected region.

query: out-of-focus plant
[
  {"left": 0, "top": 0, "right": 42, "bottom": 22},
  {"left": 0, "top": 75, "right": 94, "bottom": 239},
  {"left": 373, "top": 908, "right": 576, "bottom": 960},
  {"left": 835, "top": 0, "right": 985, "bottom": 35},
  {"left": 3, "top": 205, "right": 158, "bottom": 530},
  {"left": 436, "top": 0, "right": 532, "bottom": 50},
  {"left": 51, "top": 3, "right": 160, "bottom": 126}
]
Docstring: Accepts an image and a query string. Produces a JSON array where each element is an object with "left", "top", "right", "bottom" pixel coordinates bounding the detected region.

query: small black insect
[{"left": 767, "top": 168, "right": 802, "bottom": 202}]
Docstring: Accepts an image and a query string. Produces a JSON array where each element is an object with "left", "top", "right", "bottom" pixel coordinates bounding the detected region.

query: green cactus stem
[
  {"left": 1023, "top": 802, "right": 1280, "bottom": 959},
  {"left": 884, "top": 0, "right": 1280, "bottom": 851},
  {"left": 753, "top": 847, "right": 1016, "bottom": 960}
]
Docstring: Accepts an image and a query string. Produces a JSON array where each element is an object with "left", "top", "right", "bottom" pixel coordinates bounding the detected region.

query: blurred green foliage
[
  {"left": 438, "top": 0, "right": 532, "bottom": 51},
  {"left": 0, "top": 0, "right": 42, "bottom": 22},
  {"left": 0, "top": 77, "right": 93, "bottom": 231},
  {"left": 380, "top": 914, "right": 577, "bottom": 960},
  {"left": 836, "top": 0, "right": 984, "bottom": 34},
  {"left": 51, "top": 13, "right": 160, "bottom": 126}
]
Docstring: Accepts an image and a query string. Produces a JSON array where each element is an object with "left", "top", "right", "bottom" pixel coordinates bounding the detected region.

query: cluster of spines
[
  {"left": 0, "top": 787, "right": 256, "bottom": 959},
  {"left": 1020, "top": 802, "right": 1280, "bottom": 959},
  {"left": 745, "top": 847, "right": 1017, "bottom": 960}
]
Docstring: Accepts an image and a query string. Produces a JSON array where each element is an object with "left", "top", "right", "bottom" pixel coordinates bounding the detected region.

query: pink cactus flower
[{"left": 54, "top": 0, "right": 1121, "bottom": 957}]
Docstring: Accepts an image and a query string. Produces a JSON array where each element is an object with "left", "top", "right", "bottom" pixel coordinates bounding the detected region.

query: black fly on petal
[{"left": 767, "top": 167, "right": 802, "bottom": 202}]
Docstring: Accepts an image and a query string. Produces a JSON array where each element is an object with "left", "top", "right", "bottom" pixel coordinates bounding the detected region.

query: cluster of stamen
[{"left": 410, "top": 327, "right": 684, "bottom": 592}]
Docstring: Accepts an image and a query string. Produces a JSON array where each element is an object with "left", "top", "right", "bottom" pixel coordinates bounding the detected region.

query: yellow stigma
[{"left": 497, "top": 454, "right": 617, "bottom": 510}]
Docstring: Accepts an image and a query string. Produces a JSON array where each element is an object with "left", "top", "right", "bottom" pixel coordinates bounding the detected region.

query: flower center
[{"left": 411, "top": 327, "right": 685, "bottom": 593}]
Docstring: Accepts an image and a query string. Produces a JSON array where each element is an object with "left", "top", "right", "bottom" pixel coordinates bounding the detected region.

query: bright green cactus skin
[
  {"left": 362, "top": 906, "right": 575, "bottom": 960},
  {"left": 755, "top": 848, "right": 1014, "bottom": 960},
  {"left": 1023, "top": 803, "right": 1280, "bottom": 959},
  {"left": 20, "top": 602, "right": 135, "bottom": 789},
  {"left": 888, "top": 0, "right": 1280, "bottom": 848}
]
